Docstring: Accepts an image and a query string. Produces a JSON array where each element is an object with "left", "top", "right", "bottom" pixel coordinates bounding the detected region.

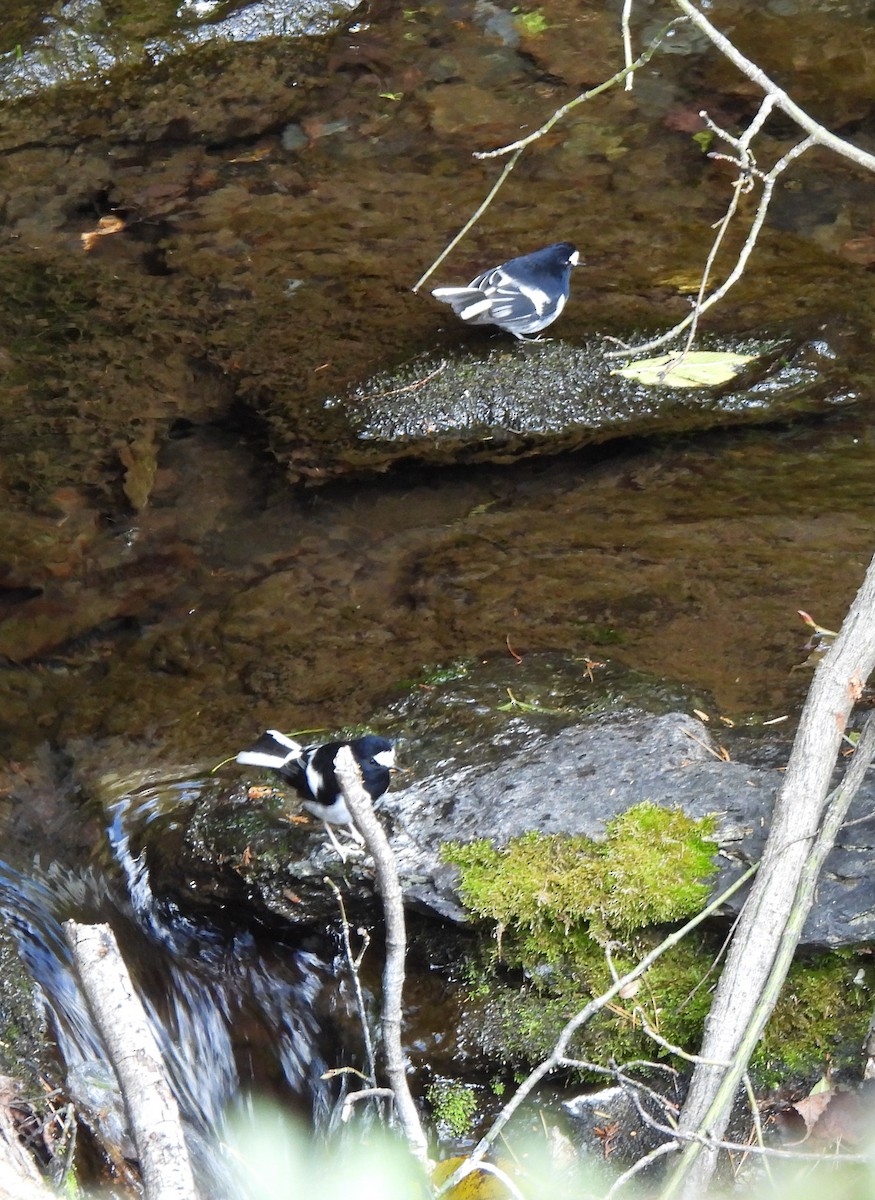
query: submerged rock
[{"left": 312, "top": 329, "right": 862, "bottom": 477}]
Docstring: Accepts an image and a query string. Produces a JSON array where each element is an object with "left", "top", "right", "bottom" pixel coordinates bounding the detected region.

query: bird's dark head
[{"left": 349, "top": 735, "right": 397, "bottom": 800}]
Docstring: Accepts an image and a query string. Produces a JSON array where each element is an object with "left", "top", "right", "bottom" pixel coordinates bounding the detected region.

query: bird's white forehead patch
[
  {"left": 374, "top": 748, "right": 396, "bottom": 768},
  {"left": 569, "top": 250, "right": 580, "bottom": 266}
]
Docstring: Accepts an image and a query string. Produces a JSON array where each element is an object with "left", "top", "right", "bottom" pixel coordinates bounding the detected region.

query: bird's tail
[
  {"left": 236, "top": 728, "right": 303, "bottom": 772},
  {"left": 431, "top": 286, "right": 493, "bottom": 322}
]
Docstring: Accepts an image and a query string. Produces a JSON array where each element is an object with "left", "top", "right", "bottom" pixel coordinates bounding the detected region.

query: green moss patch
[
  {"left": 443, "top": 801, "right": 718, "bottom": 942},
  {"left": 443, "top": 803, "right": 719, "bottom": 1069},
  {"left": 426, "top": 1080, "right": 479, "bottom": 1137},
  {"left": 758, "top": 954, "right": 871, "bottom": 1081},
  {"left": 444, "top": 806, "right": 870, "bottom": 1079}
]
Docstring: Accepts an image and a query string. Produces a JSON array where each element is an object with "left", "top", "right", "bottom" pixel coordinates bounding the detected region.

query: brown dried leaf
[
  {"left": 81, "top": 214, "right": 125, "bottom": 252},
  {"left": 791, "top": 1087, "right": 833, "bottom": 1135},
  {"left": 119, "top": 425, "right": 158, "bottom": 511}
]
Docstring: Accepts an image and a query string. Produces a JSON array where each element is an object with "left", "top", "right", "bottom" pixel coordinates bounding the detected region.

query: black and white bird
[
  {"left": 236, "top": 729, "right": 397, "bottom": 858},
  {"left": 431, "top": 242, "right": 580, "bottom": 340}
]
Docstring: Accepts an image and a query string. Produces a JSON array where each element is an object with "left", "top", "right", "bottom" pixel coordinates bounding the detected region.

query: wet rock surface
[
  {"left": 325, "top": 329, "right": 864, "bottom": 474},
  {"left": 205, "top": 655, "right": 875, "bottom": 949}
]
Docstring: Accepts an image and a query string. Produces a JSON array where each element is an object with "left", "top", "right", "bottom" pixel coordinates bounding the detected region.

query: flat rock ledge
[{"left": 383, "top": 711, "right": 875, "bottom": 948}]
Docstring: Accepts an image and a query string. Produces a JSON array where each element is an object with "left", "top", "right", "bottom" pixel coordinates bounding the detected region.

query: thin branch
[
  {"left": 413, "top": 20, "right": 685, "bottom": 293},
  {"left": 620, "top": 0, "right": 635, "bottom": 91},
  {"left": 675, "top": 99, "right": 775, "bottom": 359},
  {"left": 412, "top": 147, "right": 524, "bottom": 292},
  {"left": 463, "top": 1161, "right": 528, "bottom": 1200},
  {"left": 632, "top": 1008, "right": 731, "bottom": 1068},
  {"left": 605, "top": 134, "right": 815, "bottom": 360},
  {"left": 340, "top": 1087, "right": 395, "bottom": 1123},
  {"left": 628, "top": 1078, "right": 866, "bottom": 1163},
  {"left": 475, "top": 20, "right": 684, "bottom": 160},
  {"left": 434, "top": 863, "right": 758, "bottom": 1198},
  {"left": 741, "top": 1071, "right": 774, "bottom": 1186},
  {"left": 333, "top": 747, "right": 429, "bottom": 1164},
  {"left": 608, "top": 0, "right": 875, "bottom": 360},
  {"left": 673, "top": 0, "right": 875, "bottom": 173},
  {"left": 325, "top": 877, "right": 378, "bottom": 1088},
  {"left": 605, "top": 1140, "right": 681, "bottom": 1199}
]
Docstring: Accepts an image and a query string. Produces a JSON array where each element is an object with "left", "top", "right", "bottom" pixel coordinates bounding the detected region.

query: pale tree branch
[
  {"left": 673, "top": 0, "right": 875, "bottom": 173},
  {"left": 63, "top": 921, "right": 197, "bottom": 1200},
  {"left": 605, "top": 131, "right": 815, "bottom": 361},
  {"left": 332, "top": 746, "right": 429, "bottom": 1164},
  {"left": 604, "top": 0, "right": 875, "bottom": 360},
  {"left": 620, "top": 0, "right": 635, "bottom": 92},
  {"left": 660, "top": 550, "right": 875, "bottom": 1200}
]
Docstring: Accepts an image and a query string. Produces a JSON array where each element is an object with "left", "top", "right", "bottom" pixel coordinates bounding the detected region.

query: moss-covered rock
[
  {"left": 443, "top": 802, "right": 718, "bottom": 942},
  {"left": 443, "top": 804, "right": 870, "bottom": 1078}
]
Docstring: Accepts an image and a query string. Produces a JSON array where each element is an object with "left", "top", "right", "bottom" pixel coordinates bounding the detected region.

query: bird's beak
[{"left": 390, "top": 765, "right": 408, "bottom": 775}]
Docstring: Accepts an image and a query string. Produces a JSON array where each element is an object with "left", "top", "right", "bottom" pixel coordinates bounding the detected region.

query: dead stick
[{"left": 63, "top": 921, "right": 197, "bottom": 1200}]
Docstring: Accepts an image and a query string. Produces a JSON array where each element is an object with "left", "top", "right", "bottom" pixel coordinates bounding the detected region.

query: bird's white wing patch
[
  {"left": 237, "top": 749, "right": 292, "bottom": 768},
  {"left": 515, "top": 280, "right": 551, "bottom": 315},
  {"left": 237, "top": 728, "right": 302, "bottom": 768},
  {"left": 305, "top": 757, "right": 327, "bottom": 801},
  {"left": 432, "top": 286, "right": 494, "bottom": 321},
  {"left": 459, "top": 296, "right": 493, "bottom": 320},
  {"left": 265, "top": 729, "right": 303, "bottom": 752}
]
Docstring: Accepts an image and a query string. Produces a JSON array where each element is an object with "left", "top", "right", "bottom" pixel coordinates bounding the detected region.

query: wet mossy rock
[
  {"left": 272, "top": 329, "right": 866, "bottom": 482},
  {"left": 443, "top": 803, "right": 718, "bottom": 942}
]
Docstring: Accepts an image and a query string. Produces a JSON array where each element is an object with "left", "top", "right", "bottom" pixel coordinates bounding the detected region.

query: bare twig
[
  {"left": 673, "top": 0, "right": 875, "bottom": 173},
  {"left": 464, "top": 1160, "right": 527, "bottom": 1200},
  {"left": 628, "top": 1078, "right": 866, "bottom": 1163},
  {"left": 413, "top": 20, "right": 685, "bottom": 293},
  {"left": 605, "top": 133, "right": 815, "bottom": 361},
  {"left": 412, "top": 146, "right": 525, "bottom": 292},
  {"left": 435, "top": 863, "right": 758, "bottom": 1197},
  {"left": 620, "top": 0, "right": 635, "bottom": 91},
  {"left": 741, "top": 1071, "right": 774, "bottom": 1186},
  {"left": 340, "top": 1087, "right": 395, "bottom": 1123},
  {"left": 474, "top": 20, "right": 683, "bottom": 160},
  {"left": 332, "top": 747, "right": 429, "bottom": 1164},
  {"left": 325, "top": 878, "right": 378, "bottom": 1089},
  {"left": 606, "top": 0, "right": 875, "bottom": 361},
  {"left": 605, "top": 1140, "right": 681, "bottom": 1198}
]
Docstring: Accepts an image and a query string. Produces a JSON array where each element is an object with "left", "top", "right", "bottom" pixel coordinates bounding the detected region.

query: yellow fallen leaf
[
  {"left": 612, "top": 350, "right": 756, "bottom": 388},
  {"left": 657, "top": 272, "right": 706, "bottom": 292}
]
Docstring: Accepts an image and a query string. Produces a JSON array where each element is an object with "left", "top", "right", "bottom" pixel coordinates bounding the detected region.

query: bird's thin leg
[
  {"left": 323, "top": 821, "right": 350, "bottom": 862},
  {"left": 322, "top": 822, "right": 365, "bottom": 861}
]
